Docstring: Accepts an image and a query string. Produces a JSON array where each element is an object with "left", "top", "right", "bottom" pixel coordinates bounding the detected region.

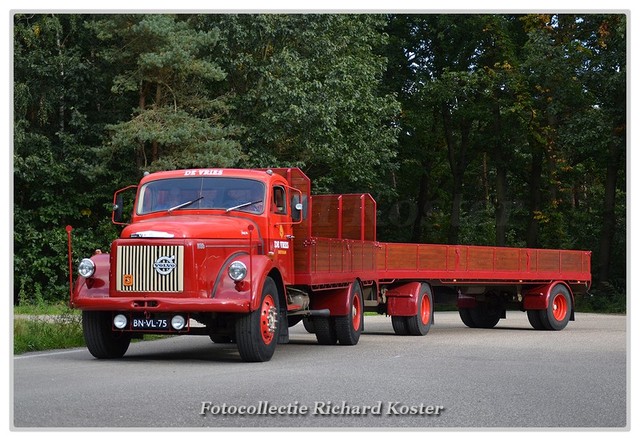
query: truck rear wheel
[
  {"left": 526, "top": 310, "right": 546, "bottom": 330},
  {"left": 335, "top": 281, "right": 364, "bottom": 345},
  {"left": 82, "top": 311, "right": 131, "bottom": 359},
  {"left": 391, "top": 316, "right": 409, "bottom": 335},
  {"left": 406, "top": 284, "right": 433, "bottom": 335},
  {"left": 314, "top": 317, "right": 337, "bottom": 345},
  {"left": 235, "top": 277, "right": 280, "bottom": 362}
]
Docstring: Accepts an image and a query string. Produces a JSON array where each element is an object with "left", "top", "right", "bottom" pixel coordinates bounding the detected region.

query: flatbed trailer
[{"left": 69, "top": 167, "right": 591, "bottom": 362}]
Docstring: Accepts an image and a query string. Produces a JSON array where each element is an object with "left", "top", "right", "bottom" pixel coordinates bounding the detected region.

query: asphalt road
[{"left": 12, "top": 311, "right": 627, "bottom": 429}]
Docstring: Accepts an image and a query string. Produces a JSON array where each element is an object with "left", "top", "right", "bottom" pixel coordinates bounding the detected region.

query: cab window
[{"left": 272, "top": 186, "right": 287, "bottom": 215}]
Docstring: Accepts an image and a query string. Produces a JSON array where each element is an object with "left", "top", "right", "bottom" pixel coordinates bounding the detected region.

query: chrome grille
[{"left": 116, "top": 245, "right": 184, "bottom": 292}]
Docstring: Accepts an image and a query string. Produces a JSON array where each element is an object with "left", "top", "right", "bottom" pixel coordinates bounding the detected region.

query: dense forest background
[{"left": 13, "top": 14, "right": 626, "bottom": 311}]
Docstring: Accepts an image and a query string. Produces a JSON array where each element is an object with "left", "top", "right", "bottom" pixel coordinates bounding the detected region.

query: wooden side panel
[
  {"left": 386, "top": 244, "right": 418, "bottom": 271},
  {"left": 561, "top": 251, "right": 583, "bottom": 273},
  {"left": 311, "top": 196, "right": 339, "bottom": 238},
  {"left": 466, "top": 247, "right": 495, "bottom": 271},
  {"left": 418, "top": 245, "right": 448, "bottom": 271},
  {"left": 537, "top": 250, "right": 561, "bottom": 272},
  {"left": 364, "top": 196, "right": 376, "bottom": 242},
  {"left": 495, "top": 248, "right": 521, "bottom": 271},
  {"left": 293, "top": 240, "right": 310, "bottom": 273}
]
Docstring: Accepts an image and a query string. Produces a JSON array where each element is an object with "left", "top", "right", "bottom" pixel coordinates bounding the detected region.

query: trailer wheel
[
  {"left": 458, "top": 308, "right": 476, "bottom": 328},
  {"left": 470, "top": 304, "right": 502, "bottom": 328},
  {"left": 335, "top": 281, "right": 364, "bottom": 345},
  {"left": 406, "top": 284, "right": 433, "bottom": 335},
  {"left": 235, "top": 277, "right": 280, "bottom": 362},
  {"left": 391, "top": 316, "right": 409, "bottom": 335},
  {"left": 82, "top": 311, "right": 131, "bottom": 359},
  {"left": 459, "top": 304, "right": 501, "bottom": 329},
  {"left": 538, "top": 284, "right": 572, "bottom": 331},
  {"left": 314, "top": 317, "right": 337, "bottom": 345},
  {"left": 526, "top": 310, "right": 546, "bottom": 330}
]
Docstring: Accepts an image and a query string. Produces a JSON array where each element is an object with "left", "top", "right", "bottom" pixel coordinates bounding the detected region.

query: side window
[{"left": 272, "top": 186, "right": 287, "bottom": 215}]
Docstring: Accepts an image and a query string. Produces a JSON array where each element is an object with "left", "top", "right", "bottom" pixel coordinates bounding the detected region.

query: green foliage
[
  {"left": 213, "top": 14, "right": 400, "bottom": 194},
  {"left": 91, "top": 14, "right": 242, "bottom": 172},
  {"left": 14, "top": 314, "right": 84, "bottom": 354}
]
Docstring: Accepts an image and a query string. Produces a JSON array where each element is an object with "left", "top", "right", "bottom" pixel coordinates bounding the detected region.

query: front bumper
[{"left": 71, "top": 296, "right": 250, "bottom": 313}]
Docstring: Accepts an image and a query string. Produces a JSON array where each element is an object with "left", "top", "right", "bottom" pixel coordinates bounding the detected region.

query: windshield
[{"left": 137, "top": 177, "right": 265, "bottom": 215}]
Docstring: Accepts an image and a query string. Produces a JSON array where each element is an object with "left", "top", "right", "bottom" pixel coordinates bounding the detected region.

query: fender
[
  {"left": 70, "top": 253, "right": 111, "bottom": 306},
  {"left": 523, "top": 281, "right": 574, "bottom": 315},
  {"left": 386, "top": 281, "right": 423, "bottom": 316},
  {"left": 456, "top": 292, "right": 478, "bottom": 309},
  {"left": 309, "top": 280, "right": 361, "bottom": 316},
  {"left": 212, "top": 253, "right": 277, "bottom": 312}
]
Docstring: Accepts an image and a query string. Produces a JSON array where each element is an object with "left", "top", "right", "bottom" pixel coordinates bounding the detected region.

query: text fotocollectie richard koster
[{"left": 199, "top": 401, "right": 445, "bottom": 417}]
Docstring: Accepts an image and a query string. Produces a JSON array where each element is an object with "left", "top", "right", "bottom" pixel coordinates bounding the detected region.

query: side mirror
[
  {"left": 112, "top": 185, "right": 137, "bottom": 226},
  {"left": 291, "top": 194, "right": 308, "bottom": 223},
  {"left": 113, "top": 194, "right": 124, "bottom": 222}
]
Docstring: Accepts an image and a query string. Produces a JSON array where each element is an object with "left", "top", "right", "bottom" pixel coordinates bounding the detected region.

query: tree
[
  {"left": 14, "top": 14, "right": 117, "bottom": 303},
  {"left": 90, "top": 14, "right": 241, "bottom": 173},
  {"left": 211, "top": 14, "right": 400, "bottom": 194}
]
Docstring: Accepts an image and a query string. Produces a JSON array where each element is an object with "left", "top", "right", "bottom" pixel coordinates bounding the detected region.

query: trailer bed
[{"left": 294, "top": 237, "right": 591, "bottom": 290}]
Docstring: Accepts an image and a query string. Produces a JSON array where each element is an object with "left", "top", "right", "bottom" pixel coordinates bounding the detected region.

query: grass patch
[
  {"left": 14, "top": 302, "right": 80, "bottom": 316},
  {"left": 14, "top": 314, "right": 85, "bottom": 354}
]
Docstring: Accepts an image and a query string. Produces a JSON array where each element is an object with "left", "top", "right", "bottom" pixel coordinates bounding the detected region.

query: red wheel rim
[
  {"left": 352, "top": 292, "right": 362, "bottom": 331},
  {"left": 552, "top": 293, "right": 568, "bottom": 322},
  {"left": 420, "top": 294, "right": 431, "bottom": 325},
  {"left": 260, "top": 294, "right": 277, "bottom": 345}
]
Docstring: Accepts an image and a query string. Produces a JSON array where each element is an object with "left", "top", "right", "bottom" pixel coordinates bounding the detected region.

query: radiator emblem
[
  {"left": 153, "top": 255, "right": 177, "bottom": 275},
  {"left": 123, "top": 274, "right": 134, "bottom": 286}
]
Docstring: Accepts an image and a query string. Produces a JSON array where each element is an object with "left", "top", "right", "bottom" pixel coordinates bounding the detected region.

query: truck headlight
[
  {"left": 78, "top": 258, "right": 96, "bottom": 278},
  {"left": 228, "top": 261, "right": 247, "bottom": 281}
]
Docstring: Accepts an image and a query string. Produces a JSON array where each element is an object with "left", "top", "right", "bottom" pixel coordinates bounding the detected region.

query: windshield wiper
[
  {"left": 225, "top": 200, "right": 263, "bottom": 213},
  {"left": 167, "top": 196, "right": 204, "bottom": 214}
]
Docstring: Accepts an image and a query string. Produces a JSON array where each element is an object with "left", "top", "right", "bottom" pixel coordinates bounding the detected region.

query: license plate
[{"left": 130, "top": 316, "right": 171, "bottom": 331}]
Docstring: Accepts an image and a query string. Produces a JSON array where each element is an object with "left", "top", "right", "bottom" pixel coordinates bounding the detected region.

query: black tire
[
  {"left": 235, "top": 277, "right": 280, "bottom": 362},
  {"left": 335, "top": 281, "right": 364, "bottom": 345},
  {"left": 527, "top": 310, "right": 546, "bottom": 330},
  {"left": 406, "top": 284, "right": 433, "bottom": 336},
  {"left": 82, "top": 311, "right": 131, "bottom": 359},
  {"left": 314, "top": 317, "right": 337, "bottom": 345},
  {"left": 469, "top": 304, "right": 502, "bottom": 329},
  {"left": 459, "top": 308, "right": 476, "bottom": 328},
  {"left": 209, "top": 333, "right": 234, "bottom": 344},
  {"left": 539, "top": 285, "right": 572, "bottom": 331},
  {"left": 302, "top": 317, "right": 315, "bottom": 334},
  {"left": 391, "top": 316, "right": 409, "bottom": 335}
]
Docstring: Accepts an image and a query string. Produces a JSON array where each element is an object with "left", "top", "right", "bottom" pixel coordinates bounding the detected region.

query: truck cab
[{"left": 71, "top": 168, "right": 307, "bottom": 362}]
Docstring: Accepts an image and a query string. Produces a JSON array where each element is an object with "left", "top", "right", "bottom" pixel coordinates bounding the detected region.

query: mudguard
[
  {"left": 207, "top": 252, "right": 277, "bottom": 312},
  {"left": 309, "top": 282, "right": 357, "bottom": 316},
  {"left": 523, "top": 281, "right": 574, "bottom": 310},
  {"left": 386, "top": 281, "right": 423, "bottom": 316},
  {"left": 70, "top": 253, "right": 111, "bottom": 306}
]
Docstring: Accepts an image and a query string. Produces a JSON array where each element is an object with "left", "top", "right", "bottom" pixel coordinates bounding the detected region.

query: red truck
[{"left": 68, "top": 167, "right": 592, "bottom": 362}]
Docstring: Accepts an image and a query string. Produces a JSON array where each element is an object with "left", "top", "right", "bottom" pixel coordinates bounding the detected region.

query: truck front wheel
[
  {"left": 236, "top": 277, "right": 280, "bottom": 362},
  {"left": 82, "top": 311, "right": 131, "bottom": 359}
]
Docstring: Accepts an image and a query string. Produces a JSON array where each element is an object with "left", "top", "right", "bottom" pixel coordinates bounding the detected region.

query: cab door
[{"left": 269, "top": 185, "right": 294, "bottom": 284}]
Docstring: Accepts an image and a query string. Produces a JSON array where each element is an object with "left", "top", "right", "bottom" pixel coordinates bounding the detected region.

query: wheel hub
[{"left": 266, "top": 306, "right": 278, "bottom": 334}]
